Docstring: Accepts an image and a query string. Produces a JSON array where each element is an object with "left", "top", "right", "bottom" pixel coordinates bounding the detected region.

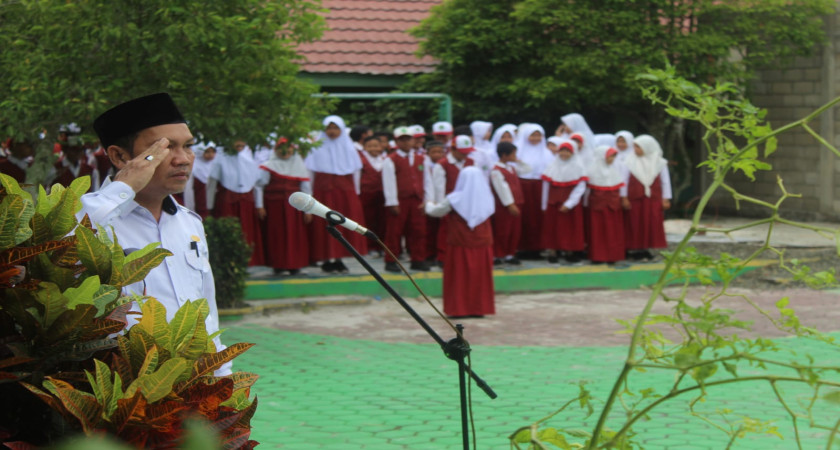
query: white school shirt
[
  {"left": 489, "top": 161, "right": 532, "bottom": 207},
  {"left": 381, "top": 149, "right": 433, "bottom": 207},
  {"left": 541, "top": 180, "right": 587, "bottom": 211},
  {"left": 78, "top": 179, "right": 230, "bottom": 375},
  {"left": 431, "top": 153, "right": 470, "bottom": 203}
]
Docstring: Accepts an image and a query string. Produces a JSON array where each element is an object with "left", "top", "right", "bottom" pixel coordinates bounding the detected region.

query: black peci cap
[{"left": 93, "top": 93, "right": 186, "bottom": 148}]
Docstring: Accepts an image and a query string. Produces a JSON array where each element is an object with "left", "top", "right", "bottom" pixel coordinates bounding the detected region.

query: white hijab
[
  {"left": 214, "top": 146, "right": 260, "bottom": 193},
  {"left": 614, "top": 130, "right": 634, "bottom": 165},
  {"left": 626, "top": 134, "right": 667, "bottom": 197},
  {"left": 470, "top": 121, "right": 494, "bottom": 151},
  {"left": 514, "top": 123, "right": 552, "bottom": 179},
  {"left": 191, "top": 144, "right": 213, "bottom": 184},
  {"left": 304, "top": 115, "right": 363, "bottom": 175},
  {"left": 586, "top": 145, "right": 624, "bottom": 188},
  {"left": 593, "top": 133, "right": 616, "bottom": 148},
  {"left": 447, "top": 166, "right": 495, "bottom": 229},
  {"left": 561, "top": 113, "right": 596, "bottom": 161},
  {"left": 542, "top": 139, "right": 585, "bottom": 184},
  {"left": 491, "top": 124, "right": 517, "bottom": 148},
  {"left": 260, "top": 152, "right": 309, "bottom": 180}
]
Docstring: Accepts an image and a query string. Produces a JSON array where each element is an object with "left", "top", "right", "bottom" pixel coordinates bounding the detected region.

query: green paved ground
[{"left": 225, "top": 325, "right": 840, "bottom": 449}]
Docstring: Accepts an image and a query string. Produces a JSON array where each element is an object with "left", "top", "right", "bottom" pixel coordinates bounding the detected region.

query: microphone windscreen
[{"left": 288, "top": 192, "right": 311, "bottom": 212}]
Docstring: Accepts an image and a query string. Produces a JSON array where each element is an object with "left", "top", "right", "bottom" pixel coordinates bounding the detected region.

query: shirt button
[{"left": 119, "top": 192, "right": 129, "bottom": 199}]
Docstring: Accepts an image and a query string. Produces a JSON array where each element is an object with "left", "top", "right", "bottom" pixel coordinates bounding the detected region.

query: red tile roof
[{"left": 298, "top": 0, "right": 440, "bottom": 76}]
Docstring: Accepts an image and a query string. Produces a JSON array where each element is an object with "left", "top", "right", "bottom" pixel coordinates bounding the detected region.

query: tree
[
  {"left": 0, "top": 0, "right": 330, "bottom": 185},
  {"left": 408, "top": 0, "right": 834, "bottom": 200}
]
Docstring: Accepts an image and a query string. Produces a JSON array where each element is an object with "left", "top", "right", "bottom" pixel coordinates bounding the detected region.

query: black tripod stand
[{"left": 323, "top": 215, "right": 497, "bottom": 450}]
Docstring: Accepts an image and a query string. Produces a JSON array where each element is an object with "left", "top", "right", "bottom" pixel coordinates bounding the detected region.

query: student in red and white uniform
[
  {"left": 183, "top": 143, "right": 215, "bottom": 218},
  {"left": 53, "top": 139, "right": 99, "bottom": 191},
  {"left": 614, "top": 131, "right": 634, "bottom": 166},
  {"left": 470, "top": 120, "right": 495, "bottom": 175},
  {"left": 410, "top": 125, "right": 427, "bottom": 154},
  {"left": 586, "top": 146, "right": 626, "bottom": 264},
  {"left": 207, "top": 140, "right": 264, "bottom": 266},
  {"left": 423, "top": 141, "right": 446, "bottom": 264},
  {"left": 356, "top": 136, "right": 387, "bottom": 246},
  {"left": 622, "top": 134, "right": 671, "bottom": 261},
  {"left": 432, "top": 135, "right": 476, "bottom": 264},
  {"left": 382, "top": 126, "right": 433, "bottom": 273},
  {"left": 513, "top": 123, "right": 553, "bottom": 258},
  {"left": 559, "top": 113, "right": 596, "bottom": 166},
  {"left": 255, "top": 138, "right": 312, "bottom": 275},
  {"left": 425, "top": 166, "right": 496, "bottom": 318},
  {"left": 431, "top": 121, "right": 453, "bottom": 150},
  {"left": 490, "top": 141, "right": 531, "bottom": 265},
  {"left": 541, "top": 138, "right": 587, "bottom": 264},
  {"left": 304, "top": 115, "right": 367, "bottom": 274}
]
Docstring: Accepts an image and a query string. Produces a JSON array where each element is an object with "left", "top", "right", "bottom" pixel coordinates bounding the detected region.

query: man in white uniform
[{"left": 82, "top": 93, "right": 230, "bottom": 375}]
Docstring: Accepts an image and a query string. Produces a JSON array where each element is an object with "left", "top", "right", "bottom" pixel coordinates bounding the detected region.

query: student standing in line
[
  {"left": 256, "top": 138, "right": 312, "bottom": 275},
  {"left": 207, "top": 139, "right": 264, "bottom": 266},
  {"left": 382, "top": 126, "right": 433, "bottom": 273},
  {"left": 432, "top": 135, "right": 476, "bottom": 265},
  {"left": 541, "top": 138, "right": 587, "bottom": 264},
  {"left": 304, "top": 115, "right": 367, "bottom": 273},
  {"left": 425, "top": 166, "right": 495, "bottom": 318},
  {"left": 490, "top": 141, "right": 530, "bottom": 265},
  {"left": 586, "top": 146, "right": 626, "bottom": 264},
  {"left": 622, "top": 134, "right": 671, "bottom": 261},
  {"left": 513, "top": 123, "right": 553, "bottom": 259},
  {"left": 424, "top": 140, "right": 446, "bottom": 264},
  {"left": 357, "top": 136, "right": 387, "bottom": 249}
]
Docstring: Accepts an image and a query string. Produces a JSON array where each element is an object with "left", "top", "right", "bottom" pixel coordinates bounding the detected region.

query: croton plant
[{"left": 0, "top": 174, "right": 258, "bottom": 449}]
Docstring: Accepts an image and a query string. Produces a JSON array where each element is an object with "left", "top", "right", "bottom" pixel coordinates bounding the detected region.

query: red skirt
[
  {"left": 264, "top": 195, "right": 309, "bottom": 270},
  {"left": 518, "top": 178, "right": 544, "bottom": 252},
  {"left": 542, "top": 204, "right": 585, "bottom": 251},
  {"left": 443, "top": 246, "right": 495, "bottom": 316},
  {"left": 587, "top": 208, "right": 625, "bottom": 263},
  {"left": 625, "top": 197, "right": 667, "bottom": 250},
  {"left": 308, "top": 173, "right": 368, "bottom": 261},
  {"left": 193, "top": 179, "right": 209, "bottom": 219},
  {"left": 492, "top": 206, "right": 522, "bottom": 258},
  {"left": 214, "top": 187, "right": 265, "bottom": 266}
]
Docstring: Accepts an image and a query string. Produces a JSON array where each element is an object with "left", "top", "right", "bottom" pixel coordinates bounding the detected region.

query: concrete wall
[{"left": 707, "top": 6, "right": 840, "bottom": 220}]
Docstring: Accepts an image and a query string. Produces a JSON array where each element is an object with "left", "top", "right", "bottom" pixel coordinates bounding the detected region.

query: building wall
[{"left": 708, "top": 7, "right": 840, "bottom": 220}]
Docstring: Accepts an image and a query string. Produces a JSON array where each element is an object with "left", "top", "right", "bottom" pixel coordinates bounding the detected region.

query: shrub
[
  {"left": 0, "top": 175, "right": 258, "bottom": 448},
  {"left": 204, "top": 217, "right": 252, "bottom": 309}
]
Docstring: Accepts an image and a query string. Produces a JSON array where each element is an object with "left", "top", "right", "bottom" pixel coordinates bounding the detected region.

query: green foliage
[
  {"left": 204, "top": 217, "right": 251, "bottom": 309},
  {"left": 409, "top": 0, "right": 833, "bottom": 124},
  {"left": 0, "top": 0, "right": 330, "bottom": 179},
  {"left": 510, "top": 71, "right": 840, "bottom": 449},
  {"left": 0, "top": 175, "right": 257, "bottom": 448}
]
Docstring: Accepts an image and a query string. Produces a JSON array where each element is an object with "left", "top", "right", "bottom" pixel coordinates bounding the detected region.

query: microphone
[{"left": 289, "top": 192, "right": 375, "bottom": 239}]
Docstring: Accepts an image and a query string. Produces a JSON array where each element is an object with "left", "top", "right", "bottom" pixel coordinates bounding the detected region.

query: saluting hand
[{"left": 114, "top": 138, "right": 170, "bottom": 192}]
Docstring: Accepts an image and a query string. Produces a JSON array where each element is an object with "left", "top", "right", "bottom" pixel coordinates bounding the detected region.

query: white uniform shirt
[
  {"left": 381, "top": 150, "right": 433, "bottom": 207},
  {"left": 541, "top": 180, "right": 587, "bottom": 211},
  {"left": 432, "top": 153, "right": 470, "bottom": 203},
  {"left": 78, "top": 180, "right": 230, "bottom": 375},
  {"left": 489, "top": 161, "right": 532, "bottom": 207}
]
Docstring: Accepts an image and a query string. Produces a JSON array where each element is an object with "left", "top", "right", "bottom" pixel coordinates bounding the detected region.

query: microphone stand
[{"left": 323, "top": 214, "right": 497, "bottom": 450}]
